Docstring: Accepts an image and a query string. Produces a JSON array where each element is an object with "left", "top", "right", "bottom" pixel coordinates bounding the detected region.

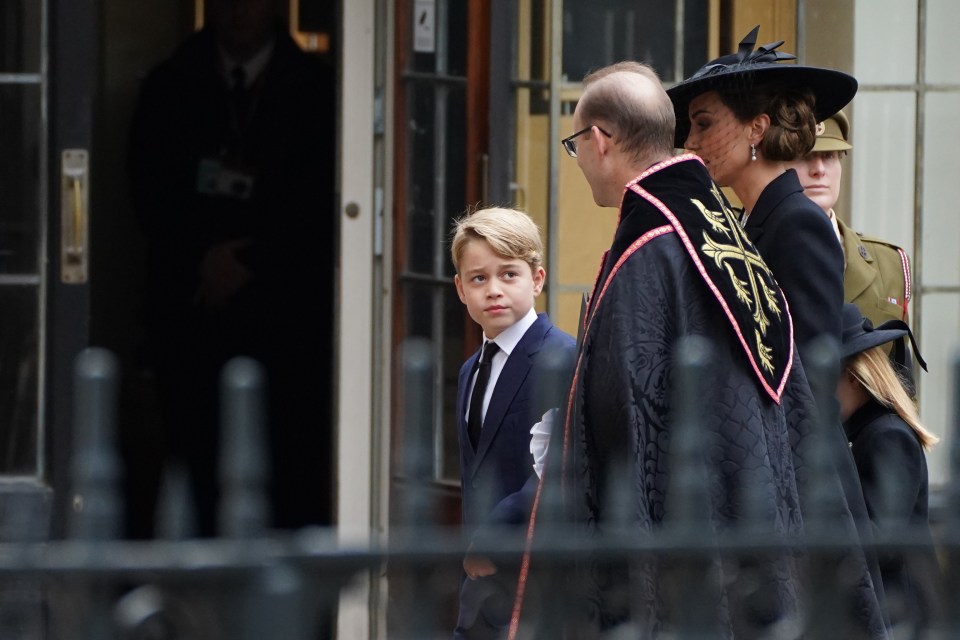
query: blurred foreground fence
[{"left": 0, "top": 340, "right": 958, "bottom": 639}]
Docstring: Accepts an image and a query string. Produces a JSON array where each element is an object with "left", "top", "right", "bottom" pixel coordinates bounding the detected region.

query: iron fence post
[
  {"left": 800, "top": 335, "right": 855, "bottom": 638},
  {"left": 68, "top": 347, "right": 122, "bottom": 640},
  {"left": 218, "top": 356, "right": 270, "bottom": 538},
  {"left": 397, "top": 337, "right": 442, "bottom": 638},
  {"left": 665, "top": 335, "right": 717, "bottom": 639},
  {"left": 69, "top": 347, "right": 122, "bottom": 541},
  {"left": 22, "top": 336, "right": 960, "bottom": 639},
  {"left": 944, "top": 349, "right": 960, "bottom": 638},
  {"left": 514, "top": 341, "right": 572, "bottom": 639},
  {"left": 219, "top": 356, "right": 314, "bottom": 640}
]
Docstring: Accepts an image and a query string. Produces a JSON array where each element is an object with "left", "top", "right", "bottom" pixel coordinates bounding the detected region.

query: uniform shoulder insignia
[
  {"left": 856, "top": 232, "right": 907, "bottom": 253},
  {"left": 852, "top": 230, "right": 912, "bottom": 304}
]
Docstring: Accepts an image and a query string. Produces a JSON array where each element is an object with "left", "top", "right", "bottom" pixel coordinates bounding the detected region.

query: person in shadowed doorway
[{"left": 129, "top": 0, "right": 336, "bottom": 537}]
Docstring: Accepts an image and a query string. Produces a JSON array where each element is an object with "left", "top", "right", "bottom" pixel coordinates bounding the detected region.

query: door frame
[
  {"left": 42, "top": 0, "right": 97, "bottom": 540},
  {"left": 337, "top": 0, "right": 378, "bottom": 635}
]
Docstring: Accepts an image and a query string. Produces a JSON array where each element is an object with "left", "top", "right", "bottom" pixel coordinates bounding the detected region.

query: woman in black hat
[
  {"left": 667, "top": 26, "right": 857, "bottom": 361},
  {"left": 669, "top": 28, "right": 897, "bottom": 632},
  {"left": 838, "top": 303, "right": 940, "bottom": 634}
]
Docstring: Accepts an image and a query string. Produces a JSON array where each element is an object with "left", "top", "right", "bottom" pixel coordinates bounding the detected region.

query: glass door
[
  {"left": 393, "top": 0, "right": 472, "bottom": 497},
  {"left": 389, "top": 0, "right": 731, "bottom": 529},
  {"left": 490, "top": 0, "right": 718, "bottom": 335},
  {"left": 0, "top": 2, "right": 45, "bottom": 483},
  {"left": 0, "top": 0, "right": 96, "bottom": 541}
]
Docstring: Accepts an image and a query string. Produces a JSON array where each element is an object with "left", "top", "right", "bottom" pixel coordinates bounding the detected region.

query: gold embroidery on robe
[{"left": 693, "top": 186, "right": 782, "bottom": 374}]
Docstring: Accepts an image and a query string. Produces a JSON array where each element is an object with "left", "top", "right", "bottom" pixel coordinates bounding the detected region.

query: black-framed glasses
[{"left": 561, "top": 125, "right": 612, "bottom": 158}]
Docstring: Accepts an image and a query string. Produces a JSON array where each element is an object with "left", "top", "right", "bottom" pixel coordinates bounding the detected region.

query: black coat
[
  {"left": 533, "top": 156, "right": 887, "bottom": 638},
  {"left": 742, "top": 169, "right": 845, "bottom": 360},
  {"left": 128, "top": 24, "right": 337, "bottom": 531},
  {"left": 130, "top": 24, "right": 336, "bottom": 353},
  {"left": 742, "top": 170, "right": 891, "bottom": 618},
  {"left": 845, "top": 400, "right": 941, "bottom": 631}
]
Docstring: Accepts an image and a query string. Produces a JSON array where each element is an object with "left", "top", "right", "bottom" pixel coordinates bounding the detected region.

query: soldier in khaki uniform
[{"left": 789, "top": 111, "right": 912, "bottom": 327}]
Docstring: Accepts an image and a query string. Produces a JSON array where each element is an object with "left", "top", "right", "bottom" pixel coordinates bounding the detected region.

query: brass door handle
[{"left": 61, "top": 149, "right": 89, "bottom": 283}]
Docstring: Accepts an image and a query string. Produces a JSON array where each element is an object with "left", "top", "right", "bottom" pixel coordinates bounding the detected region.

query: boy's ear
[
  {"left": 532, "top": 267, "right": 545, "bottom": 296},
  {"left": 454, "top": 274, "right": 467, "bottom": 303}
]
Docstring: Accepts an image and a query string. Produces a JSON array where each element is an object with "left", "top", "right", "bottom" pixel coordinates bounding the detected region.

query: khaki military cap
[{"left": 813, "top": 110, "right": 852, "bottom": 152}]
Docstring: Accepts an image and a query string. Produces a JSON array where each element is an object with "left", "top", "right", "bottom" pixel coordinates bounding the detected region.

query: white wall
[{"left": 852, "top": 0, "right": 960, "bottom": 485}]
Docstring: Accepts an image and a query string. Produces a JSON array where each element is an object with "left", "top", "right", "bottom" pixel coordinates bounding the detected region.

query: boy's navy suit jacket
[
  {"left": 455, "top": 312, "right": 575, "bottom": 531},
  {"left": 454, "top": 312, "right": 574, "bottom": 638}
]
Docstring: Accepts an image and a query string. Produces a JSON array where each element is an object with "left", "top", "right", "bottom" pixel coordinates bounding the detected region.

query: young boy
[{"left": 450, "top": 207, "right": 575, "bottom": 639}]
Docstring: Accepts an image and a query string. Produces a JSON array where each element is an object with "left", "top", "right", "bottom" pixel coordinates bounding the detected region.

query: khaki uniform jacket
[{"left": 839, "top": 216, "right": 911, "bottom": 326}]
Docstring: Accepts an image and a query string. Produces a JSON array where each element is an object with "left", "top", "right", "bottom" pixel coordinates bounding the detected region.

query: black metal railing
[{"left": 0, "top": 339, "right": 956, "bottom": 639}]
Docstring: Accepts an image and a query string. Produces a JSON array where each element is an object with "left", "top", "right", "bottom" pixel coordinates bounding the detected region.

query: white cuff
[{"left": 529, "top": 408, "right": 558, "bottom": 478}]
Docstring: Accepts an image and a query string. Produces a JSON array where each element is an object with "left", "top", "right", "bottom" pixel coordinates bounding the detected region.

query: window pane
[
  {"left": 849, "top": 93, "right": 916, "bottom": 252},
  {"left": 681, "top": 2, "right": 709, "bottom": 79},
  {"left": 854, "top": 0, "right": 917, "bottom": 84},
  {"left": 406, "top": 82, "right": 437, "bottom": 274},
  {"left": 0, "top": 84, "right": 42, "bottom": 274},
  {"left": 562, "top": 0, "right": 708, "bottom": 82},
  {"left": 556, "top": 109, "right": 615, "bottom": 287},
  {"left": 513, "top": 85, "right": 549, "bottom": 224},
  {"left": 918, "top": 293, "right": 960, "bottom": 487},
  {"left": 556, "top": 291, "right": 588, "bottom": 340},
  {"left": 404, "top": 281, "right": 434, "bottom": 340},
  {"left": 401, "top": 280, "right": 463, "bottom": 482},
  {"left": 925, "top": 0, "right": 960, "bottom": 84},
  {"left": 410, "top": 0, "right": 466, "bottom": 77},
  {"left": 0, "top": 3, "right": 41, "bottom": 73},
  {"left": 0, "top": 285, "right": 40, "bottom": 474},
  {"left": 922, "top": 92, "right": 960, "bottom": 288},
  {"left": 526, "top": 0, "right": 548, "bottom": 84},
  {"left": 441, "top": 286, "right": 465, "bottom": 481},
  {"left": 444, "top": 0, "right": 467, "bottom": 77},
  {"left": 405, "top": 81, "right": 466, "bottom": 277},
  {"left": 443, "top": 87, "right": 466, "bottom": 280}
]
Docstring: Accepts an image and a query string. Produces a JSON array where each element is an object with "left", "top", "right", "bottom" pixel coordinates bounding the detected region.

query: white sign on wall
[{"left": 413, "top": 0, "right": 436, "bottom": 53}]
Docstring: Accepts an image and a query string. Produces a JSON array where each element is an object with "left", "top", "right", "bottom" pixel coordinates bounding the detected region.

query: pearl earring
[{"left": 750, "top": 143, "right": 757, "bottom": 162}]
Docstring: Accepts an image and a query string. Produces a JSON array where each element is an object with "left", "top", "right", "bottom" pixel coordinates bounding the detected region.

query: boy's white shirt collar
[
  {"left": 467, "top": 307, "right": 539, "bottom": 428},
  {"left": 483, "top": 307, "right": 538, "bottom": 357}
]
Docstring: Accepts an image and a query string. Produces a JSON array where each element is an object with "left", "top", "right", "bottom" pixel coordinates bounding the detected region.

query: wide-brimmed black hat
[
  {"left": 840, "top": 303, "right": 927, "bottom": 372},
  {"left": 667, "top": 26, "right": 858, "bottom": 148}
]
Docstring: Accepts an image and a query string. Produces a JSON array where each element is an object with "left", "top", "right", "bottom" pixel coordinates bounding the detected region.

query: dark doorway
[{"left": 92, "top": 0, "right": 340, "bottom": 539}]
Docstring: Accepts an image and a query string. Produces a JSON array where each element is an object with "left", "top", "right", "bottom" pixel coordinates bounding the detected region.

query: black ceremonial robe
[{"left": 544, "top": 155, "right": 887, "bottom": 639}]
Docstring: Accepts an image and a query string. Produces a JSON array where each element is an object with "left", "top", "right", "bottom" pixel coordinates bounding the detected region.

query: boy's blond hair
[{"left": 450, "top": 207, "right": 544, "bottom": 274}]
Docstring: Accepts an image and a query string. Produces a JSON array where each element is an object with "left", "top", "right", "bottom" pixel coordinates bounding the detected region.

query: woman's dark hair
[{"left": 717, "top": 81, "right": 817, "bottom": 162}]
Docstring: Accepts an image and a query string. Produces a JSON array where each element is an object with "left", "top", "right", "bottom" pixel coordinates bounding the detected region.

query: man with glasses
[
  {"left": 516, "top": 61, "right": 886, "bottom": 637},
  {"left": 560, "top": 124, "right": 612, "bottom": 157}
]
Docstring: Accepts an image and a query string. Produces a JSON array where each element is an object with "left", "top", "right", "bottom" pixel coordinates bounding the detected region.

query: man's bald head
[{"left": 577, "top": 62, "right": 676, "bottom": 166}]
